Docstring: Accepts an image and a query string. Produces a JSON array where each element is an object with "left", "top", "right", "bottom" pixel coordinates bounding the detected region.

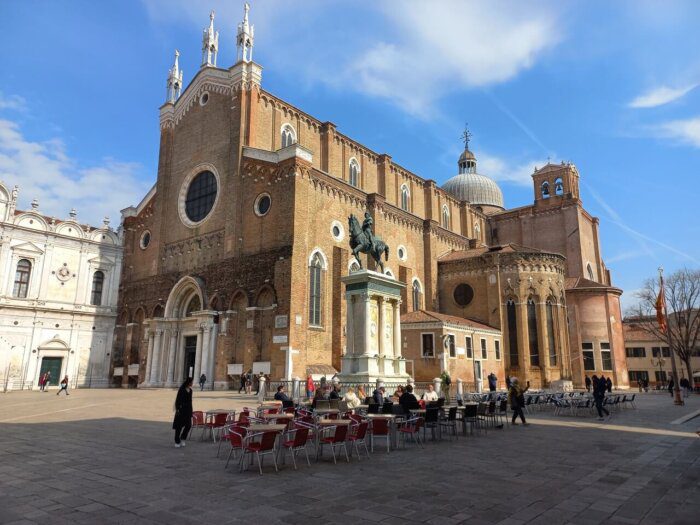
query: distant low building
[{"left": 0, "top": 183, "right": 122, "bottom": 390}]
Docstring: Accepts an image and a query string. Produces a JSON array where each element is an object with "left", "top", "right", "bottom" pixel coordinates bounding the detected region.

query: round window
[
  {"left": 185, "top": 171, "right": 217, "bottom": 223},
  {"left": 199, "top": 92, "right": 209, "bottom": 106},
  {"left": 398, "top": 248, "right": 405, "bottom": 259},
  {"left": 453, "top": 283, "right": 474, "bottom": 307},
  {"left": 330, "top": 220, "right": 345, "bottom": 241},
  {"left": 254, "top": 193, "right": 271, "bottom": 216},
  {"left": 333, "top": 225, "right": 341, "bottom": 237},
  {"left": 140, "top": 230, "right": 151, "bottom": 250}
]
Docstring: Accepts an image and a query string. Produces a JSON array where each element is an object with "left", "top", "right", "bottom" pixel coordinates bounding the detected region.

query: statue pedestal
[{"left": 338, "top": 270, "right": 409, "bottom": 383}]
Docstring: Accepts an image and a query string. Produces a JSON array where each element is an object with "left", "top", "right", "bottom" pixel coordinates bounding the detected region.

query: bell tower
[
  {"left": 201, "top": 10, "right": 219, "bottom": 67},
  {"left": 532, "top": 162, "right": 580, "bottom": 205}
]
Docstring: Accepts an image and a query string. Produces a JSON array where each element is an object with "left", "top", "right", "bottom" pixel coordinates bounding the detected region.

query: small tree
[{"left": 629, "top": 268, "right": 700, "bottom": 383}]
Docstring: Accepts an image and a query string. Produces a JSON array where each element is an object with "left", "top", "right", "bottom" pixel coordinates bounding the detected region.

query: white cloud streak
[
  {"left": 0, "top": 92, "right": 26, "bottom": 111},
  {"left": 628, "top": 83, "right": 697, "bottom": 108},
  {"left": 655, "top": 116, "right": 700, "bottom": 148},
  {"left": 0, "top": 118, "right": 150, "bottom": 226}
]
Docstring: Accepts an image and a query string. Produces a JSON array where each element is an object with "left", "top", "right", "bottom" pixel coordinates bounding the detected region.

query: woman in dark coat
[{"left": 172, "top": 378, "right": 193, "bottom": 448}]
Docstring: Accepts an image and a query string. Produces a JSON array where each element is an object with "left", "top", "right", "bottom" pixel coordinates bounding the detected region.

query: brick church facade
[{"left": 111, "top": 6, "right": 628, "bottom": 390}]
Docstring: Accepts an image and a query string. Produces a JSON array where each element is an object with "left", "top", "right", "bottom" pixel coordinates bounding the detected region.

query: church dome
[
  {"left": 442, "top": 172, "right": 504, "bottom": 209},
  {"left": 442, "top": 135, "right": 504, "bottom": 210}
]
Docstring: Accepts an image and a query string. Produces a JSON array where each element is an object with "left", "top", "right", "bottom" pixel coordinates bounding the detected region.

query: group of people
[
  {"left": 591, "top": 374, "right": 612, "bottom": 421},
  {"left": 237, "top": 371, "right": 270, "bottom": 395},
  {"left": 668, "top": 376, "right": 692, "bottom": 398},
  {"left": 38, "top": 372, "right": 70, "bottom": 395},
  {"left": 585, "top": 375, "right": 613, "bottom": 394}
]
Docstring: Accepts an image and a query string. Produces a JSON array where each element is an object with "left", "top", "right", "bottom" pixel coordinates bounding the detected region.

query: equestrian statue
[{"left": 348, "top": 212, "right": 389, "bottom": 273}]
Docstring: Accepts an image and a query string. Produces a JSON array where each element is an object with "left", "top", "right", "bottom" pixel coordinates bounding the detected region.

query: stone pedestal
[{"left": 338, "top": 270, "right": 409, "bottom": 383}]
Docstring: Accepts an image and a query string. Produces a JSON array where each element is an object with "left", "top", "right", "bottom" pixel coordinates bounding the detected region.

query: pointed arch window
[
  {"left": 527, "top": 298, "right": 540, "bottom": 366},
  {"left": 412, "top": 280, "right": 422, "bottom": 311},
  {"left": 309, "top": 253, "right": 324, "bottom": 326},
  {"left": 441, "top": 205, "right": 450, "bottom": 229},
  {"left": 349, "top": 158, "right": 360, "bottom": 187},
  {"left": 554, "top": 177, "right": 564, "bottom": 195},
  {"left": 507, "top": 300, "right": 518, "bottom": 367},
  {"left": 281, "top": 124, "right": 296, "bottom": 148},
  {"left": 400, "top": 184, "right": 410, "bottom": 211},
  {"left": 474, "top": 222, "right": 481, "bottom": 241},
  {"left": 13, "top": 259, "right": 32, "bottom": 298},
  {"left": 546, "top": 300, "right": 557, "bottom": 366},
  {"left": 91, "top": 271, "right": 105, "bottom": 306},
  {"left": 184, "top": 294, "right": 201, "bottom": 317},
  {"left": 587, "top": 263, "right": 595, "bottom": 281},
  {"left": 541, "top": 181, "right": 550, "bottom": 198}
]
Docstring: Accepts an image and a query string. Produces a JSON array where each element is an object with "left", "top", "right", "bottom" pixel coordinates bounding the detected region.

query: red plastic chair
[
  {"left": 348, "top": 414, "right": 363, "bottom": 425},
  {"left": 370, "top": 418, "right": 391, "bottom": 453},
  {"left": 238, "top": 412, "right": 250, "bottom": 426},
  {"left": 191, "top": 411, "right": 206, "bottom": 440},
  {"left": 240, "top": 431, "right": 279, "bottom": 475},
  {"left": 399, "top": 417, "right": 424, "bottom": 449},
  {"left": 319, "top": 425, "right": 350, "bottom": 464},
  {"left": 204, "top": 413, "right": 228, "bottom": 442},
  {"left": 283, "top": 406, "right": 296, "bottom": 414},
  {"left": 280, "top": 427, "right": 311, "bottom": 469},
  {"left": 348, "top": 421, "right": 370, "bottom": 460},
  {"left": 264, "top": 407, "right": 280, "bottom": 415},
  {"left": 419, "top": 399, "right": 426, "bottom": 409},
  {"left": 222, "top": 425, "right": 247, "bottom": 464}
]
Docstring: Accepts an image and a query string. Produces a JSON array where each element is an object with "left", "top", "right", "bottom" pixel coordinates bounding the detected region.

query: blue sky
[{"left": 1, "top": 0, "right": 699, "bottom": 310}]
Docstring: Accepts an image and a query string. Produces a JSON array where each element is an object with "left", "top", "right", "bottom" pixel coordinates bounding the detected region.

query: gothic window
[
  {"left": 495, "top": 340, "right": 501, "bottom": 360},
  {"left": 546, "top": 300, "right": 557, "bottom": 366},
  {"left": 13, "top": 259, "right": 32, "bottom": 298},
  {"left": 349, "top": 158, "right": 360, "bottom": 187},
  {"left": 281, "top": 124, "right": 296, "bottom": 148},
  {"left": 480, "top": 338, "right": 487, "bottom": 359},
  {"left": 91, "top": 271, "right": 105, "bottom": 306},
  {"left": 527, "top": 299, "right": 540, "bottom": 366},
  {"left": 442, "top": 205, "right": 450, "bottom": 229},
  {"left": 541, "top": 181, "right": 550, "bottom": 198},
  {"left": 447, "top": 334, "right": 456, "bottom": 358},
  {"left": 474, "top": 222, "right": 481, "bottom": 241},
  {"left": 185, "top": 294, "right": 201, "bottom": 317},
  {"left": 507, "top": 300, "right": 518, "bottom": 366},
  {"left": 587, "top": 263, "right": 595, "bottom": 281},
  {"left": 185, "top": 171, "right": 217, "bottom": 223},
  {"left": 412, "top": 280, "right": 421, "bottom": 311},
  {"left": 554, "top": 177, "right": 564, "bottom": 195},
  {"left": 309, "top": 252, "right": 324, "bottom": 326},
  {"left": 421, "top": 333, "right": 435, "bottom": 357},
  {"left": 400, "top": 184, "right": 410, "bottom": 211},
  {"left": 465, "top": 336, "right": 473, "bottom": 358}
]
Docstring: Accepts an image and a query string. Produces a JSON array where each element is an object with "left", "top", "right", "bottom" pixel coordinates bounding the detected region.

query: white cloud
[
  {"left": 0, "top": 118, "right": 151, "bottom": 226},
  {"left": 0, "top": 92, "right": 26, "bottom": 111},
  {"left": 142, "top": 0, "right": 562, "bottom": 117},
  {"left": 478, "top": 153, "right": 549, "bottom": 186},
  {"left": 629, "top": 83, "right": 698, "bottom": 108},
  {"left": 655, "top": 116, "right": 700, "bottom": 148}
]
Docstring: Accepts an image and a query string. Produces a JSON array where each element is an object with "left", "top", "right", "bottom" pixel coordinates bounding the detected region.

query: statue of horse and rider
[{"left": 348, "top": 212, "right": 389, "bottom": 273}]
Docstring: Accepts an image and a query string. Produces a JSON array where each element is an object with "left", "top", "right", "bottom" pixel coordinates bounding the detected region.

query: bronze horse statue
[{"left": 348, "top": 214, "right": 389, "bottom": 273}]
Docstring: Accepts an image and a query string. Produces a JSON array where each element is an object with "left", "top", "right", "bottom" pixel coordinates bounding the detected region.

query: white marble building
[{"left": 0, "top": 182, "right": 122, "bottom": 390}]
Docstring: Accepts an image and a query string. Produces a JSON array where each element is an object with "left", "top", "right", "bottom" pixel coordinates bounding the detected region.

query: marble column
[
  {"left": 193, "top": 326, "right": 204, "bottom": 380},
  {"left": 363, "top": 294, "right": 372, "bottom": 356},
  {"left": 145, "top": 331, "right": 155, "bottom": 384},
  {"left": 206, "top": 324, "right": 216, "bottom": 385},
  {"left": 166, "top": 330, "right": 178, "bottom": 385},
  {"left": 392, "top": 300, "right": 401, "bottom": 358},
  {"left": 149, "top": 329, "right": 163, "bottom": 385},
  {"left": 377, "top": 297, "right": 385, "bottom": 357},
  {"left": 346, "top": 296, "right": 354, "bottom": 356}
]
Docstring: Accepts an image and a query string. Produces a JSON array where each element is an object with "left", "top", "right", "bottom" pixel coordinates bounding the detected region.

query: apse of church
[{"left": 113, "top": 4, "right": 628, "bottom": 390}]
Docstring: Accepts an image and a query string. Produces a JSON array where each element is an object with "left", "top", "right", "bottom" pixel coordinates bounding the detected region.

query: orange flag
[{"left": 655, "top": 285, "right": 667, "bottom": 333}]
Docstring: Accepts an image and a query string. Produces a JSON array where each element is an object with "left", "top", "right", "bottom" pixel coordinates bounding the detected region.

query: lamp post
[{"left": 650, "top": 356, "right": 665, "bottom": 388}]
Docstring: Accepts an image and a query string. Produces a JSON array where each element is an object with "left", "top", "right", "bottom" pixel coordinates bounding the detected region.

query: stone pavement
[{"left": 0, "top": 389, "right": 698, "bottom": 525}]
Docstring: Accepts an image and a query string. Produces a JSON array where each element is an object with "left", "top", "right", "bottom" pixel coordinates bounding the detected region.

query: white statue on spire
[
  {"left": 236, "top": 2, "right": 255, "bottom": 63},
  {"left": 166, "top": 50, "right": 183, "bottom": 103},
  {"left": 202, "top": 10, "right": 219, "bottom": 67}
]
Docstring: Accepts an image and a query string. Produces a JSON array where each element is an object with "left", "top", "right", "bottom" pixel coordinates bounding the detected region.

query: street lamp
[{"left": 651, "top": 356, "right": 665, "bottom": 387}]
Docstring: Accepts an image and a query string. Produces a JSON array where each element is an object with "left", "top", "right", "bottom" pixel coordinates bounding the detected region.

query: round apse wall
[{"left": 453, "top": 283, "right": 474, "bottom": 307}]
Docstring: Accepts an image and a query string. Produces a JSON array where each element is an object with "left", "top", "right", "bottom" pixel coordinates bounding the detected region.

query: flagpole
[{"left": 658, "top": 266, "right": 684, "bottom": 406}]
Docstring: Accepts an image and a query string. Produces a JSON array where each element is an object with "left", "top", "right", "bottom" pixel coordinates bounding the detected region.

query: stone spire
[
  {"left": 201, "top": 10, "right": 219, "bottom": 67},
  {"left": 236, "top": 2, "right": 255, "bottom": 63},
  {"left": 166, "top": 50, "right": 183, "bottom": 104}
]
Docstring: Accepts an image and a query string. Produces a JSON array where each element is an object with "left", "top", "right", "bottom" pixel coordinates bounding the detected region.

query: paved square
[{"left": 1, "top": 389, "right": 698, "bottom": 524}]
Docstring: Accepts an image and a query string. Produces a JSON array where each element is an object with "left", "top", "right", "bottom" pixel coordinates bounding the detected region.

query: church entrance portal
[
  {"left": 39, "top": 357, "right": 62, "bottom": 386},
  {"left": 184, "top": 336, "right": 197, "bottom": 379}
]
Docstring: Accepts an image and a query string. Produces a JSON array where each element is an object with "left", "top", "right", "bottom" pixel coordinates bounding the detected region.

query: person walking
[
  {"left": 667, "top": 377, "right": 675, "bottom": 397},
  {"left": 592, "top": 374, "right": 610, "bottom": 421},
  {"left": 56, "top": 375, "right": 69, "bottom": 396},
  {"left": 39, "top": 372, "right": 47, "bottom": 392},
  {"left": 172, "top": 377, "right": 193, "bottom": 448},
  {"left": 245, "top": 371, "right": 252, "bottom": 394},
  {"left": 505, "top": 375, "right": 511, "bottom": 391},
  {"left": 606, "top": 376, "right": 613, "bottom": 393},
  {"left": 306, "top": 375, "right": 315, "bottom": 399},
  {"left": 488, "top": 372, "right": 497, "bottom": 392},
  {"left": 508, "top": 378, "right": 529, "bottom": 425},
  {"left": 680, "top": 377, "right": 690, "bottom": 398},
  {"left": 585, "top": 375, "right": 591, "bottom": 393},
  {"left": 43, "top": 371, "right": 52, "bottom": 392},
  {"left": 238, "top": 373, "right": 246, "bottom": 394},
  {"left": 199, "top": 373, "right": 206, "bottom": 391}
]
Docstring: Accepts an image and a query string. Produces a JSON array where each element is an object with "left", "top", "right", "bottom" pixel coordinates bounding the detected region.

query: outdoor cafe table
[
  {"left": 365, "top": 414, "right": 399, "bottom": 449},
  {"left": 314, "top": 409, "right": 340, "bottom": 418},
  {"left": 259, "top": 413, "right": 293, "bottom": 421},
  {"left": 203, "top": 409, "right": 235, "bottom": 441},
  {"left": 246, "top": 423, "right": 288, "bottom": 433},
  {"left": 315, "top": 419, "right": 352, "bottom": 460}
]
